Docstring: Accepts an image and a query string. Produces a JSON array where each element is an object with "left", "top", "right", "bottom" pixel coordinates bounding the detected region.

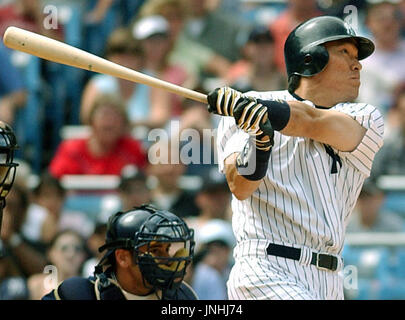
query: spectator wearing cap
[
  {"left": 347, "top": 180, "right": 405, "bottom": 233},
  {"left": 225, "top": 25, "right": 286, "bottom": 93},
  {"left": 189, "top": 219, "right": 236, "bottom": 300},
  {"left": 357, "top": 0, "right": 405, "bottom": 116},
  {"left": 80, "top": 27, "right": 147, "bottom": 126},
  {"left": 131, "top": 15, "right": 190, "bottom": 129},
  {"left": 138, "top": 0, "right": 232, "bottom": 83}
]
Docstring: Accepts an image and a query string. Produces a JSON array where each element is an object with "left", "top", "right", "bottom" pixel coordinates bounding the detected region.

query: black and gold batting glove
[
  {"left": 207, "top": 87, "right": 275, "bottom": 152},
  {"left": 207, "top": 87, "right": 245, "bottom": 116},
  {"left": 233, "top": 99, "right": 274, "bottom": 152}
]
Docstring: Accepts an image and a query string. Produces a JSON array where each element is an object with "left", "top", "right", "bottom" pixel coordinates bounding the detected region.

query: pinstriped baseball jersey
[{"left": 216, "top": 90, "right": 384, "bottom": 299}]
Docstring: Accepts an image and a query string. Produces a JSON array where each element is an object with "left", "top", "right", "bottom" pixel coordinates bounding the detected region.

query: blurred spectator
[
  {"left": 118, "top": 169, "right": 151, "bottom": 211},
  {"left": 82, "top": 221, "right": 107, "bottom": 278},
  {"left": 190, "top": 219, "right": 235, "bottom": 300},
  {"left": 225, "top": 25, "right": 286, "bottom": 93},
  {"left": 347, "top": 180, "right": 405, "bottom": 233},
  {"left": 0, "top": 43, "right": 27, "bottom": 126},
  {"left": 269, "top": 0, "right": 323, "bottom": 74},
  {"left": 185, "top": 171, "right": 231, "bottom": 240},
  {"left": 179, "top": 92, "right": 218, "bottom": 177},
  {"left": 183, "top": 0, "right": 250, "bottom": 62},
  {"left": 85, "top": 0, "right": 116, "bottom": 25},
  {"left": 138, "top": 0, "right": 232, "bottom": 81},
  {"left": 0, "top": 184, "right": 47, "bottom": 277},
  {"left": 20, "top": 172, "right": 63, "bottom": 246},
  {"left": 49, "top": 94, "right": 147, "bottom": 178},
  {"left": 147, "top": 140, "right": 200, "bottom": 218},
  {"left": 0, "top": 276, "right": 29, "bottom": 300},
  {"left": 0, "top": 0, "right": 62, "bottom": 40},
  {"left": 370, "top": 83, "right": 405, "bottom": 178},
  {"left": 357, "top": 0, "right": 405, "bottom": 115},
  {"left": 80, "top": 27, "right": 146, "bottom": 125},
  {"left": 131, "top": 15, "right": 190, "bottom": 128},
  {"left": 27, "top": 229, "right": 87, "bottom": 299}
]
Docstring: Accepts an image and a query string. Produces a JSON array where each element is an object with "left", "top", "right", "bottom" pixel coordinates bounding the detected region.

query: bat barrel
[{"left": 3, "top": 26, "right": 207, "bottom": 104}]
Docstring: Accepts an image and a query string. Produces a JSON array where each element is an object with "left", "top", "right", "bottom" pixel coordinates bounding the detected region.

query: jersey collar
[{"left": 290, "top": 92, "right": 330, "bottom": 109}]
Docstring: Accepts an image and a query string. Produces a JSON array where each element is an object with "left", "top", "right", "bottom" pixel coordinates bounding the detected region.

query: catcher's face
[{"left": 313, "top": 40, "right": 362, "bottom": 103}]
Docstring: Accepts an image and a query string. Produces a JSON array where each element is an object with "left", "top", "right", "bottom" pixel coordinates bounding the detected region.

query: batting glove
[{"left": 207, "top": 87, "right": 245, "bottom": 116}]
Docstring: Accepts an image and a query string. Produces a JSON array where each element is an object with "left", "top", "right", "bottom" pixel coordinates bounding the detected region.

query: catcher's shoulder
[{"left": 42, "top": 276, "right": 96, "bottom": 300}]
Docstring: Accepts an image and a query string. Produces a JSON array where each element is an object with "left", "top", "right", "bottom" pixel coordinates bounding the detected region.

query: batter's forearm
[
  {"left": 224, "top": 153, "right": 262, "bottom": 200},
  {"left": 278, "top": 101, "right": 320, "bottom": 138},
  {"left": 278, "top": 100, "right": 365, "bottom": 152}
]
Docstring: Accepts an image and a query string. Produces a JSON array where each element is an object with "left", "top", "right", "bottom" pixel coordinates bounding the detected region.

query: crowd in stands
[{"left": 0, "top": 0, "right": 405, "bottom": 300}]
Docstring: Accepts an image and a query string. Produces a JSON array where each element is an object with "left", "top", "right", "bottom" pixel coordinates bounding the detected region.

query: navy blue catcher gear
[
  {"left": 0, "top": 121, "right": 18, "bottom": 203},
  {"left": 284, "top": 16, "right": 375, "bottom": 80},
  {"left": 96, "top": 204, "right": 195, "bottom": 293}
]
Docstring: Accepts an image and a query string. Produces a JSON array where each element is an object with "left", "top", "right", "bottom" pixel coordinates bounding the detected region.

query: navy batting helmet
[
  {"left": 284, "top": 16, "right": 375, "bottom": 80},
  {"left": 97, "top": 204, "right": 195, "bottom": 291}
]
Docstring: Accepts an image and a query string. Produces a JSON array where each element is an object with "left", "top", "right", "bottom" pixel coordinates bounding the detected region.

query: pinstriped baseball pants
[{"left": 227, "top": 244, "right": 344, "bottom": 300}]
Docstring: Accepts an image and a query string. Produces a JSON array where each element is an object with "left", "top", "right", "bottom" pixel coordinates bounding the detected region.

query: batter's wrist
[
  {"left": 236, "top": 140, "right": 271, "bottom": 181},
  {"left": 257, "top": 99, "right": 291, "bottom": 131}
]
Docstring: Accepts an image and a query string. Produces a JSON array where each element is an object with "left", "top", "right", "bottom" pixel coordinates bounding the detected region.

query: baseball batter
[{"left": 207, "top": 16, "right": 384, "bottom": 299}]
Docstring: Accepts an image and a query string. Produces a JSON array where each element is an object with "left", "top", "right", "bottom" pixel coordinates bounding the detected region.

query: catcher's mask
[
  {"left": 284, "top": 16, "right": 375, "bottom": 80},
  {"left": 97, "top": 204, "right": 195, "bottom": 292},
  {"left": 0, "top": 121, "right": 18, "bottom": 206}
]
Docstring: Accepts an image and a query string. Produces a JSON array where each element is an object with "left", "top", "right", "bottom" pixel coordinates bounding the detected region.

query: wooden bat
[{"left": 3, "top": 26, "right": 208, "bottom": 104}]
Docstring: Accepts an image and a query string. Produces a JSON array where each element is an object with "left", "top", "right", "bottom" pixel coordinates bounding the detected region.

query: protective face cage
[
  {"left": 134, "top": 211, "right": 195, "bottom": 292},
  {"left": 0, "top": 122, "right": 18, "bottom": 206}
]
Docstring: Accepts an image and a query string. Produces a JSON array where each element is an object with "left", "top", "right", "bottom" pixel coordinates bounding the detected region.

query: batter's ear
[{"left": 115, "top": 249, "right": 132, "bottom": 268}]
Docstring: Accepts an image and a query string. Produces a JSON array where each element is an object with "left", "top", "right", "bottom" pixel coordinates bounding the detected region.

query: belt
[{"left": 266, "top": 243, "right": 339, "bottom": 271}]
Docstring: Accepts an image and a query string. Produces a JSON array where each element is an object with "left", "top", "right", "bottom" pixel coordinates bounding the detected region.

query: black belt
[{"left": 266, "top": 243, "right": 339, "bottom": 271}]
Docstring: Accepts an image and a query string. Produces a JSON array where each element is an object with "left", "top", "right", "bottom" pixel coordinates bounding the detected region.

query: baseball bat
[{"left": 3, "top": 26, "right": 208, "bottom": 104}]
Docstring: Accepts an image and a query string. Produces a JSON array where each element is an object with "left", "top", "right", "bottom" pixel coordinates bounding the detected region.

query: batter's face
[{"left": 314, "top": 40, "right": 362, "bottom": 103}]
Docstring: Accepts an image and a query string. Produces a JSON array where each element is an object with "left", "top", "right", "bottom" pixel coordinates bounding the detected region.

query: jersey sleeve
[
  {"left": 216, "top": 116, "right": 249, "bottom": 173},
  {"left": 335, "top": 103, "right": 384, "bottom": 177}
]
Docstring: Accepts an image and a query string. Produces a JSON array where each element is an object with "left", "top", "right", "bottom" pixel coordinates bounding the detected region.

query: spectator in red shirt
[{"left": 49, "top": 94, "right": 147, "bottom": 179}]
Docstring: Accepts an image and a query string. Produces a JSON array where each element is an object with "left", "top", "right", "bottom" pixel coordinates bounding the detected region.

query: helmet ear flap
[{"left": 295, "top": 45, "right": 329, "bottom": 77}]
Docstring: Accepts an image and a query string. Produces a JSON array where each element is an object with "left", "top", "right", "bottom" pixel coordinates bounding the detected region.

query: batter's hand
[
  {"left": 234, "top": 100, "right": 274, "bottom": 151},
  {"left": 207, "top": 87, "right": 274, "bottom": 151},
  {"left": 207, "top": 87, "right": 245, "bottom": 116}
]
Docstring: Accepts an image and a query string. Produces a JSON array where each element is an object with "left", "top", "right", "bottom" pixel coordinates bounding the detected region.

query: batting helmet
[
  {"left": 284, "top": 16, "right": 375, "bottom": 80},
  {"left": 0, "top": 121, "right": 18, "bottom": 204},
  {"left": 97, "top": 204, "right": 195, "bottom": 291}
]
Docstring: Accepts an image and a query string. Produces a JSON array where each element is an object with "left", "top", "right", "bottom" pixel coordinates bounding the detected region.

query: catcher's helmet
[
  {"left": 0, "top": 121, "right": 18, "bottom": 204},
  {"left": 97, "top": 204, "right": 195, "bottom": 291},
  {"left": 284, "top": 16, "right": 375, "bottom": 80}
]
